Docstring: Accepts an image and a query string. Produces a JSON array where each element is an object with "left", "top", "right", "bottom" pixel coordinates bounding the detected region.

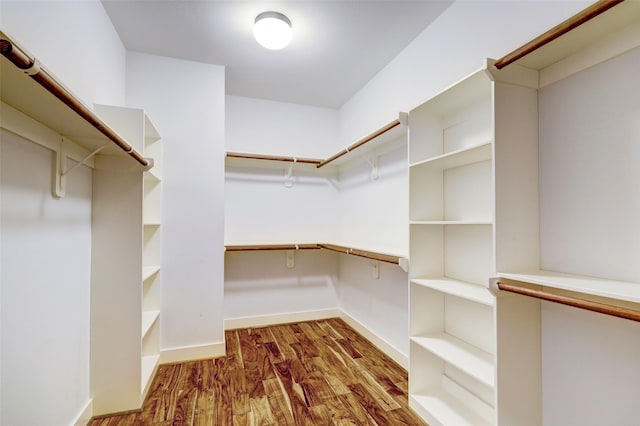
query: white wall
[
  {"left": 0, "top": 1, "right": 126, "bottom": 423},
  {"left": 225, "top": 250, "right": 338, "bottom": 322},
  {"left": 333, "top": 0, "right": 593, "bottom": 379},
  {"left": 334, "top": 134, "right": 409, "bottom": 359},
  {"left": 338, "top": 0, "right": 589, "bottom": 145},
  {"left": 226, "top": 95, "right": 341, "bottom": 158},
  {"left": 225, "top": 96, "right": 340, "bottom": 245},
  {"left": 1, "top": 131, "right": 93, "bottom": 426},
  {"left": 126, "top": 52, "right": 226, "bottom": 356},
  {"left": 538, "top": 46, "right": 640, "bottom": 425},
  {"left": 224, "top": 96, "right": 340, "bottom": 321}
]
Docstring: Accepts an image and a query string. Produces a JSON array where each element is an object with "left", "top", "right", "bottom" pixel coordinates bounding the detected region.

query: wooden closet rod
[
  {"left": 225, "top": 244, "right": 320, "bottom": 251},
  {"left": 494, "top": 0, "right": 624, "bottom": 69},
  {"left": 497, "top": 281, "right": 640, "bottom": 323},
  {"left": 317, "top": 119, "right": 401, "bottom": 168},
  {"left": 318, "top": 243, "right": 402, "bottom": 265},
  {"left": 0, "top": 32, "right": 149, "bottom": 167},
  {"left": 226, "top": 152, "right": 323, "bottom": 165}
]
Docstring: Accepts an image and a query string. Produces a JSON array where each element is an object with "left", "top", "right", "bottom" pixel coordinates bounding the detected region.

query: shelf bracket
[
  {"left": 62, "top": 142, "right": 109, "bottom": 177},
  {"left": 286, "top": 249, "right": 296, "bottom": 268},
  {"left": 361, "top": 154, "right": 379, "bottom": 180},
  {"left": 372, "top": 260, "right": 380, "bottom": 279},
  {"left": 370, "top": 155, "right": 379, "bottom": 180},
  {"left": 284, "top": 158, "right": 297, "bottom": 188},
  {"left": 54, "top": 138, "right": 67, "bottom": 198},
  {"left": 54, "top": 138, "right": 109, "bottom": 198}
]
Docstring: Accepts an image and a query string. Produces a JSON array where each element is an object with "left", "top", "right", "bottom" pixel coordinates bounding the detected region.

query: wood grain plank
[
  {"left": 272, "top": 360, "right": 316, "bottom": 424},
  {"left": 250, "top": 395, "right": 277, "bottom": 425},
  {"left": 225, "top": 329, "right": 244, "bottom": 369},
  {"left": 212, "top": 356, "right": 235, "bottom": 426},
  {"left": 348, "top": 382, "right": 392, "bottom": 425},
  {"left": 263, "top": 378, "right": 296, "bottom": 426},
  {"left": 309, "top": 404, "right": 333, "bottom": 426}
]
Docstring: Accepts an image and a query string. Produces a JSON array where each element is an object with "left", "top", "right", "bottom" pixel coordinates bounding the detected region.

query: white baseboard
[
  {"left": 73, "top": 399, "right": 93, "bottom": 426},
  {"left": 160, "top": 341, "right": 226, "bottom": 364},
  {"left": 224, "top": 308, "right": 340, "bottom": 330},
  {"left": 338, "top": 310, "right": 409, "bottom": 369}
]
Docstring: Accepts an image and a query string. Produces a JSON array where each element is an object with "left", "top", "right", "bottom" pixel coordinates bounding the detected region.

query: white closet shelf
[
  {"left": 411, "top": 278, "right": 494, "bottom": 306},
  {"left": 225, "top": 242, "right": 408, "bottom": 269},
  {"left": 144, "top": 222, "right": 161, "bottom": 227},
  {"left": 495, "top": 0, "right": 640, "bottom": 72},
  {"left": 226, "top": 112, "right": 407, "bottom": 170},
  {"left": 410, "top": 141, "right": 492, "bottom": 170},
  {"left": 410, "top": 220, "right": 493, "bottom": 226},
  {"left": 225, "top": 152, "right": 324, "bottom": 170},
  {"left": 318, "top": 113, "right": 408, "bottom": 168},
  {"left": 497, "top": 270, "right": 640, "bottom": 305},
  {"left": 411, "top": 333, "right": 495, "bottom": 388},
  {"left": 141, "top": 310, "right": 160, "bottom": 338},
  {"left": 225, "top": 243, "right": 321, "bottom": 251},
  {"left": 410, "top": 378, "right": 493, "bottom": 426},
  {"left": 0, "top": 31, "right": 147, "bottom": 166},
  {"left": 143, "top": 266, "right": 161, "bottom": 282}
]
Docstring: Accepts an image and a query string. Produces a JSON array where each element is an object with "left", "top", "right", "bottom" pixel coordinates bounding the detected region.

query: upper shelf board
[
  {"left": 496, "top": 0, "right": 640, "bottom": 71},
  {"left": 225, "top": 152, "right": 324, "bottom": 171},
  {"left": 318, "top": 113, "right": 408, "bottom": 168},
  {"left": 225, "top": 113, "right": 408, "bottom": 171},
  {"left": 410, "top": 141, "right": 492, "bottom": 170},
  {"left": 0, "top": 34, "right": 147, "bottom": 163},
  {"left": 225, "top": 241, "right": 409, "bottom": 271},
  {"left": 497, "top": 270, "right": 640, "bottom": 305}
]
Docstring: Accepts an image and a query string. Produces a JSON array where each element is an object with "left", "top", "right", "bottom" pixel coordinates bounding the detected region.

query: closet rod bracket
[
  {"left": 54, "top": 138, "right": 67, "bottom": 198},
  {"left": 286, "top": 249, "right": 296, "bottom": 268},
  {"left": 284, "top": 158, "right": 297, "bottom": 188}
]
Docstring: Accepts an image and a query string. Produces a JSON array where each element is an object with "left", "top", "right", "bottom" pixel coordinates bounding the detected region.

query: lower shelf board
[
  {"left": 411, "top": 277, "right": 495, "bottom": 306},
  {"left": 411, "top": 334, "right": 495, "bottom": 388},
  {"left": 141, "top": 310, "right": 160, "bottom": 338},
  {"left": 410, "top": 376, "right": 494, "bottom": 426},
  {"left": 141, "top": 354, "right": 160, "bottom": 396}
]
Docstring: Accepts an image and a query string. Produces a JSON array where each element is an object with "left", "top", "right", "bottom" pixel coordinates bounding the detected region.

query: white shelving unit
[
  {"left": 408, "top": 61, "right": 540, "bottom": 425},
  {"left": 409, "top": 4, "right": 640, "bottom": 424},
  {"left": 91, "top": 105, "right": 162, "bottom": 415}
]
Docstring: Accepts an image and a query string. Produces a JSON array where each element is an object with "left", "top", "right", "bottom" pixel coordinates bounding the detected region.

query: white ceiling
[{"left": 101, "top": 1, "right": 453, "bottom": 108}]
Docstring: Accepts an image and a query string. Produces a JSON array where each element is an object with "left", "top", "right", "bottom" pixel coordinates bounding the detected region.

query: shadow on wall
[{"left": 224, "top": 250, "right": 339, "bottom": 294}]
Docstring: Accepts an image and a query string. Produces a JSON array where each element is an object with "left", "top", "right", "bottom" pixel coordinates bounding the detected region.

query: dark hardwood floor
[{"left": 90, "top": 318, "right": 426, "bottom": 425}]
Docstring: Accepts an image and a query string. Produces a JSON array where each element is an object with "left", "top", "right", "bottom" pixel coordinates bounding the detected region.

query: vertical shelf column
[
  {"left": 407, "top": 62, "right": 541, "bottom": 425},
  {"left": 408, "top": 69, "right": 497, "bottom": 426},
  {"left": 141, "top": 114, "right": 162, "bottom": 398},
  {"left": 91, "top": 105, "right": 162, "bottom": 414}
]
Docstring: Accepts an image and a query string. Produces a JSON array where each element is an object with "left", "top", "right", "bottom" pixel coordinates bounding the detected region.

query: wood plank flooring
[{"left": 90, "top": 318, "right": 426, "bottom": 425}]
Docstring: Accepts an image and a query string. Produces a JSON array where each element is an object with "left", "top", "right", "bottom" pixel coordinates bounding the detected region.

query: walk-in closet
[{"left": 1, "top": 1, "right": 639, "bottom": 425}]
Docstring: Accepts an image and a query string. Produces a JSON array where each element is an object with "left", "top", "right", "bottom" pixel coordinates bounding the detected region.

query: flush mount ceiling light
[{"left": 253, "top": 11, "right": 292, "bottom": 50}]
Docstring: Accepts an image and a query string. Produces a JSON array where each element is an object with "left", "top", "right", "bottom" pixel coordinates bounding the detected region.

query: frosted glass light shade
[{"left": 254, "top": 11, "right": 292, "bottom": 50}]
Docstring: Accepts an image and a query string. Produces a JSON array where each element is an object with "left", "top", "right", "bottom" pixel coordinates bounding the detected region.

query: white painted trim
[
  {"left": 224, "top": 308, "right": 340, "bottom": 330},
  {"left": 72, "top": 399, "right": 93, "bottom": 426},
  {"left": 159, "top": 341, "right": 226, "bottom": 364},
  {"left": 338, "top": 310, "right": 409, "bottom": 369}
]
